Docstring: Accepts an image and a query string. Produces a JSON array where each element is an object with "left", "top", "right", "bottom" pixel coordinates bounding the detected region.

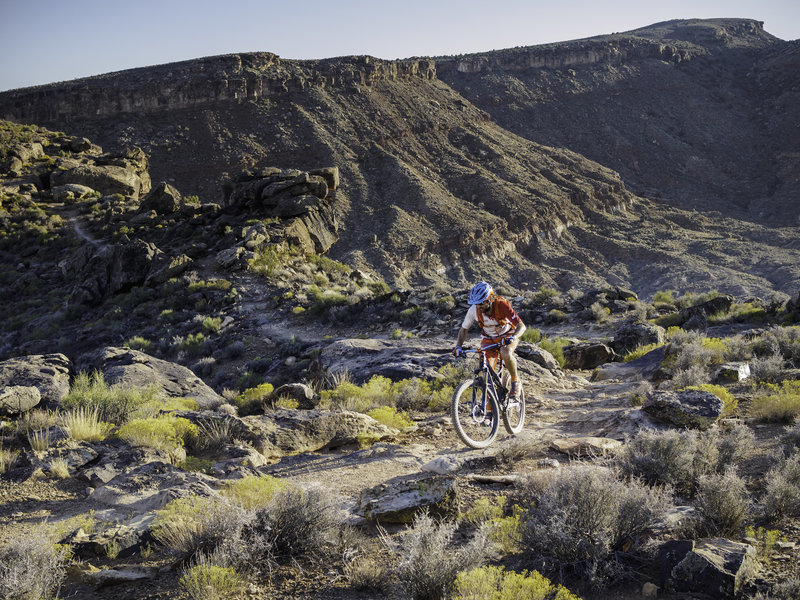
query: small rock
[{"left": 642, "top": 582, "right": 659, "bottom": 598}]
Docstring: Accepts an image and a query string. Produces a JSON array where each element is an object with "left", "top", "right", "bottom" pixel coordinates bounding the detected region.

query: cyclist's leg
[{"left": 500, "top": 342, "right": 521, "bottom": 398}]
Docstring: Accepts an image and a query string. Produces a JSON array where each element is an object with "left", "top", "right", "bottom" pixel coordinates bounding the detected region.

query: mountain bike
[{"left": 451, "top": 342, "right": 526, "bottom": 448}]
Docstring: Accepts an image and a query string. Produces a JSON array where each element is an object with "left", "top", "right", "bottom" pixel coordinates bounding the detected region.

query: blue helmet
[{"left": 468, "top": 281, "right": 493, "bottom": 305}]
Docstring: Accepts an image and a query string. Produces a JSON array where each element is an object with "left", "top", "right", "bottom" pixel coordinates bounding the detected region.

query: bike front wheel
[
  {"left": 451, "top": 379, "right": 499, "bottom": 449},
  {"left": 501, "top": 373, "right": 526, "bottom": 434}
]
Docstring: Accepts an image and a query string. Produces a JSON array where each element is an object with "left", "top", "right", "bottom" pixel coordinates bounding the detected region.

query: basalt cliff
[{"left": 1, "top": 17, "right": 799, "bottom": 295}]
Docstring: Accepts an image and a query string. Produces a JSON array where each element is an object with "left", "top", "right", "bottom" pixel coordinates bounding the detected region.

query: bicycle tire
[
  {"left": 501, "top": 372, "right": 526, "bottom": 435},
  {"left": 451, "top": 378, "right": 499, "bottom": 448}
]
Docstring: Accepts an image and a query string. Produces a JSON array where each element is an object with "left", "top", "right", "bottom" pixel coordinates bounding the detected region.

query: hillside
[{"left": 1, "top": 18, "right": 798, "bottom": 295}]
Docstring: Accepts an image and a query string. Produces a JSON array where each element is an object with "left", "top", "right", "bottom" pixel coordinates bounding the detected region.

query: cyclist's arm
[
  {"left": 455, "top": 327, "right": 469, "bottom": 349},
  {"left": 507, "top": 321, "right": 526, "bottom": 348}
]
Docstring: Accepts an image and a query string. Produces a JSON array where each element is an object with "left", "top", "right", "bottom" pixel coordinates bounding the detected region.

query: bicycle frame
[{"left": 464, "top": 342, "right": 508, "bottom": 414}]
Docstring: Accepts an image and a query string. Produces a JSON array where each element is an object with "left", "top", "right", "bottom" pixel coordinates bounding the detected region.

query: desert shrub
[
  {"left": 538, "top": 336, "right": 570, "bottom": 368},
  {"left": 385, "top": 512, "right": 492, "bottom": 600},
  {"left": 233, "top": 382, "right": 273, "bottom": 415},
  {"left": 617, "top": 428, "right": 738, "bottom": 496},
  {"left": 27, "top": 428, "right": 52, "bottom": 451},
  {"left": 745, "top": 526, "right": 784, "bottom": 558},
  {"left": 248, "top": 244, "right": 290, "bottom": 277},
  {"left": 653, "top": 290, "right": 676, "bottom": 305},
  {"left": 152, "top": 495, "right": 248, "bottom": 557},
  {"left": 0, "top": 444, "right": 19, "bottom": 473},
  {"left": 243, "top": 486, "right": 344, "bottom": 566},
  {"left": 546, "top": 309, "right": 567, "bottom": 323},
  {"left": 670, "top": 364, "right": 708, "bottom": 389},
  {"left": 682, "top": 384, "right": 738, "bottom": 416},
  {"left": 752, "top": 326, "right": 800, "bottom": 367},
  {"left": 63, "top": 371, "right": 158, "bottom": 424},
  {"left": 125, "top": 335, "right": 152, "bottom": 351},
  {"left": 367, "top": 406, "right": 414, "bottom": 430},
  {"left": 116, "top": 415, "right": 198, "bottom": 459},
  {"left": 221, "top": 475, "right": 289, "bottom": 510},
  {"left": 16, "top": 408, "right": 58, "bottom": 434},
  {"left": 520, "top": 328, "right": 542, "bottom": 343},
  {"left": 761, "top": 451, "right": 800, "bottom": 522},
  {"left": 589, "top": 301, "right": 610, "bottom": 322},
  {"left": 716, "top": 422, "right": 756, "bottom": 466},
  {"left": 307, "top": 285, "right": 349, "bottom": 315},
  {"left": 695, "top": 468, "right": 749, "bottom": 536},
  {"left": 519, "top": 467, "right": 672, "bottom": 588},
  {"left": 0, "top": 530, "right": 69, "bottom": 600},
  {"left": 750, "top": 380, "right": 800, "bottom": 422},
  {"left": 785, "top": 421, "right": 800, "bottom": 449},
  {"left": 202, "top": 316, "right": 223, "bottom": 333},
  {"left": 452, "top": 566, "right": 581, "bottom": 600},
  {"left": 462, "top": 496, "right": 524, "bottom": 554},
  {"left": 180, "top": 563, "right": 244, "bottom": 600},
  {"left": 61, "top": 407, "right": 113, "bottom": 442},
  {"left": 533, "top": 285, "right": 561, "bottom": 306},
  {"left": 751, "top": 353, "right": 786, "bottom": 383}
]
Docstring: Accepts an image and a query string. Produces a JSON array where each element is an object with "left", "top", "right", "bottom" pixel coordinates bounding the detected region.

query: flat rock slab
[
  {"left": 550, "top": 436, "right": 623, "bottom": 457},
  {"left": 662, "top": 538, "right": 757, "bottom": 598},
  {"left": 357, "top": 475, "right": 459, "bottom": 523}
]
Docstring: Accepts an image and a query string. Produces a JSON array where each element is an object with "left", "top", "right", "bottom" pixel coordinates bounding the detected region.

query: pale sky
[{"left": 1, "top": 0, "right": 798, "bottom": 92}]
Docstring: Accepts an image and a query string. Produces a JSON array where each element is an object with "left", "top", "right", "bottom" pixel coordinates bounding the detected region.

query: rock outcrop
[
  {"left": 643, "top": 389, "right": 724, "bottom": 429},
  {"left": 0, "top": 353, "right": 72, "bottom": 408},
  {"left": 75, "top": 347, "right": 224, "bottom": 408}
]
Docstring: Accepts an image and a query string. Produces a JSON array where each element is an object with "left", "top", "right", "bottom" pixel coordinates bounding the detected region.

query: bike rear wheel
[
  {"left": 451, "top": 379, "right": 499, "bottom": 448},
  {"left": 501, "top": 373, "right": 526, "bottom": 434}
]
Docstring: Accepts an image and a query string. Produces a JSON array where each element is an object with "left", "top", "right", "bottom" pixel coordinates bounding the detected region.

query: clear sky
[{"left": 1, "top": 0, "right": 798, "bottom": 92}]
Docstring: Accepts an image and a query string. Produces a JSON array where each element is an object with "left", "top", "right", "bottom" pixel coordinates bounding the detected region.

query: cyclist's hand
[
  {"left": 502, "top": 337, "right": 516, "bottom": 347},
  {"left": 452, "top": 346, "right": 464, "bottom": 357}
]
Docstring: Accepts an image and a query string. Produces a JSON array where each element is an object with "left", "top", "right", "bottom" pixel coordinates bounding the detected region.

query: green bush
[
  {"left": 62, "top": 371, "right": 157, "bottom": 424},
  {"left": 180, "top": 563, "right": 244, "bottom": 600},
  {"left": 750, "top": 380, "right": 800, "bottom": 422},
  {"left": 125, "top": 335, "right": 152, "bottom": 351},
  {"left": 221, "top": 475, "right": 290, "bottom": 510},
  {"left": 367, "top": 406, "right": 414, "bottom": 430},
  {"left": 233, "top": 383, "right": 274, "bottom": 415},
  {"left": 202, "top": 317, "right": 223, "bottom": 333},
  {"left": 453, "top": 566, "right": 581, "bottom": 600},
  {"left": 538, "top": 336, "right": 570, "bottom": 368},
  {"left": 532, "top": 286, "right": 561, "bottom": 306},
  {"left": 520, "top": 328, "right": 542, "bottom": 344},
  {"left": 116, "top": 415, "right": 198, "bottom": 458}
]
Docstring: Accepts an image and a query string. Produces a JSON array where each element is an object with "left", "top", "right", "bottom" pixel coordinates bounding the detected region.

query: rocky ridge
[{"left": 1, "top": 19, "right": 798, "bottom": 294}]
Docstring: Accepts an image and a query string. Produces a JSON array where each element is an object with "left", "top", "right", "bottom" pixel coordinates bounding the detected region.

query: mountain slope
[{"left": 0, "top": 18, "right": 798, "bottom": 296}]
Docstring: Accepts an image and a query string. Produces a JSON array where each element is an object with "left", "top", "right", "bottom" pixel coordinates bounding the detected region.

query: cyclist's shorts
[{"left": 481, "top": 333, "right": 514, "bottom": 361}]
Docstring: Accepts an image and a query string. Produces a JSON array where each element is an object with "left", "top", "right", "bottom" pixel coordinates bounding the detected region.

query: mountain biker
[{"left": 452, "top": 282, "right": 527, "bottom": 400}]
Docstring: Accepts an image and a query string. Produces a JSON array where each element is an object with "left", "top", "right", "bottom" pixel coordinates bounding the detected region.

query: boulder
[
  {"left": 138, "top": 181, "right": 181, "bottom": 215},
  {"left": 240, "top": 409, "right": 396, "bottom": 457},
  {"left": 50, "top": 163, "right": 146, "bottom": 198},
  {"left": 516, "top": 343, "right": 562, "bottom": 371},
  {"left": 273, "top": 383, "right": 316, "bottom": 409},
  {"left": 591, "top": 345, "right": 667, "bottom": 382},
  {"left": 678, "top": 295, "right": 735, "bottom": 329},
  {"left": 0, "top": 385, "right": 42, "bottom": 416},
  {"left": 643, "top": 389, "right": 723, "bottom": 430},
  {"left": 52, "top": 183, "right": 97, "bottom": 202},
  {"left": 75, "top": 347, "right": 224, "bottom": 409},
  {"left": 563, "top": 342, "right": 617, "bottom": 369},
  {"left": 65, "top": 239, "right": 168, "bottom": 304},
  {"left": 0, "top": 353, "right": 71, "bottom": 407},
  {"left": 357, "top": 475, "right": 459, "bottom": 523},
  {"left": 715, "top": 362, "right": 751, "bottom": 382},
  {"left": 661, "top": 538, "right": 757, "bottom": 598},
  {"left": 611, "top": 321, "right": 666, "bottom": 356}
]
